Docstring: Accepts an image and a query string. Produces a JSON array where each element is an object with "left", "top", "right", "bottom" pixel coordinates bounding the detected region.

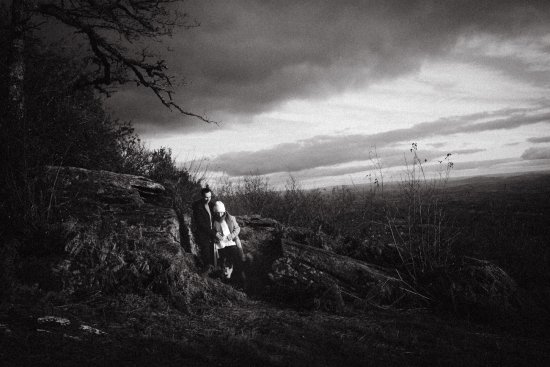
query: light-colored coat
[{"left": 213, "top": 213, "right": 243, "bottom": 249}]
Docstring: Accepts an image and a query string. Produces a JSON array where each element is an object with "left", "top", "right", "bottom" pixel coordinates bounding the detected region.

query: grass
[{"left": 1, "top": 292, "right": 549, "bottom": 367}]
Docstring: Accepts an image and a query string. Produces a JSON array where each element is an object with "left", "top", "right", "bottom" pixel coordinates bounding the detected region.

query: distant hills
[{"left": 318, "top": 170, "right": 550, "bottom": 194}]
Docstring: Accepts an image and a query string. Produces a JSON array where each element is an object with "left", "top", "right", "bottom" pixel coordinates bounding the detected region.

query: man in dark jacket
[{"left": 192, "top": 187, "right": 216, "bottom": 268}]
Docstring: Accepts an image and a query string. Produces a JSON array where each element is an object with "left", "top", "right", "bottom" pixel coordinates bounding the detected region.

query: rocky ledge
[{"left": 44, "top": 166, "right": 181, "bottom": 259}]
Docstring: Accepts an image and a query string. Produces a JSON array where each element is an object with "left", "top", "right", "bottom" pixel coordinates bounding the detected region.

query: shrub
[
  {"left": 384, "top": 144, "right": 457, "bottom": 285},
  {"left": 215, "top": 174, "right": 363, "bottom": 236}
]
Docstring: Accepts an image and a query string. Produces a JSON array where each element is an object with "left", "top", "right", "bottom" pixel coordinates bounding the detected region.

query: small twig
[{"left": 399, "top": 286, "right": 431, "bottom": 301}]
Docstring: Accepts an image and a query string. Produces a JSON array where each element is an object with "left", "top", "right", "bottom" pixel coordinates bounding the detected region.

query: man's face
[{"left": 202, "top": 192, "right": 212, "bottom": 204}]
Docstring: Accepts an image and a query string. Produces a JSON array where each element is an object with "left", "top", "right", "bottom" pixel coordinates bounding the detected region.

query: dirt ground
[{"left": 1, "top": 295, "right": 549, "bottom": 367}]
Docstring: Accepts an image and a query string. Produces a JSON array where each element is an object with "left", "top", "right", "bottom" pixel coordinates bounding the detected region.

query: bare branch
[{"left": 32, "top": 0, "right": 214, "bottom": 123}]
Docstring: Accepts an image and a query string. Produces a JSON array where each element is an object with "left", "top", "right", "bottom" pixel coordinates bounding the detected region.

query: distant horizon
[
  {"left": 205, "top": 161, "right": 550, "bottom": 192},
  {"left": 325, "top": 167, "right": 550, "bottom": 190}
]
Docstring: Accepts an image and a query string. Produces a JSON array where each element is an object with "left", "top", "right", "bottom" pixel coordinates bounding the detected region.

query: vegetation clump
[{"left": 214, "top": 145, "right": 550, "bottom": 325}]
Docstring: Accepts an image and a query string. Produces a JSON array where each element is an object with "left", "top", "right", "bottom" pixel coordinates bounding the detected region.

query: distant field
[
  {"left": 442, "top": 173, "right": 550, "bottom": 289},
  {"left": 333, "top": 171, "right": 550, "bottom": 289},
  {"left": 335, "top": 170, "right": 550, "bottom": 195}
]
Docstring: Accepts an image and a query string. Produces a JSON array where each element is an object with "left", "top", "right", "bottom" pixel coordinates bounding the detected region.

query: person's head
[
  {"left": 200, "top": 187, "right": 212, "bottom": 204},
  {"left": 213, "top": 201, "right": 226, "bottom": 221}
]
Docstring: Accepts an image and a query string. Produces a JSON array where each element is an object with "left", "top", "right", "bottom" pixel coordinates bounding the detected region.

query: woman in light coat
[{"left": 212, "top": 201, "right": 246, "bottom": 288}]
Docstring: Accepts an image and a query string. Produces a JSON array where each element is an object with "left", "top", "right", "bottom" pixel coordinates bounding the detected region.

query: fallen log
[{"left": 269, "top": 239, "right": 425, "bottom": 308}]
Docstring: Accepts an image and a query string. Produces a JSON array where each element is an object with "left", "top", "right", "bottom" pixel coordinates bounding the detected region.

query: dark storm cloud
[
  {"left": 527, "top": 136, "right": 550, "bottom": 143},
  {"left": 212, "top": 105, "right": 542, "bottom": 176},
  {"left": 105, "top": 0, "right": 550, "bottom": 130},
  {"left": 104, "top": 89, "right": 226, "bottom": 136},
  {"left": 452, "top": 51, "right": 550, "bottom": 89},
  {"left": 521, "top": 147, "right": 550, "bottom": 160}
]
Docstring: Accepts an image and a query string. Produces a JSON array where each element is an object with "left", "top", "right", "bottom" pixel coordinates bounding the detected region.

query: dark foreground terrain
[
  {"left": 1, "top": 294, "right": 549, "bottom": 367},
  {"left": 1, "top": 171, "right": 550, "bottom": 366}
]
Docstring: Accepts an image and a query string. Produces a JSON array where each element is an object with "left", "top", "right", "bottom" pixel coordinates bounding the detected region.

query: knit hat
[{"left": 213, "top": 201, "right": 226, "bottom": 213}]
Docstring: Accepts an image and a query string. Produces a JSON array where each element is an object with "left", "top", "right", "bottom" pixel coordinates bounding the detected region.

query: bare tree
[{"left": 5, "top": 0, "right": 213, "bottom": 127}]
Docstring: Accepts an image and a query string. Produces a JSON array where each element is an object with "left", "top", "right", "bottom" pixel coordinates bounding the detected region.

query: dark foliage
[{"left": 0, "top": 35, "right": 204, "bottom": 304}]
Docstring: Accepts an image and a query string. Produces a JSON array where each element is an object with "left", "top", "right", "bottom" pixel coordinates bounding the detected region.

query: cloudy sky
[{"left": 105, "top": 0, "right": 550, "bottom": 188}]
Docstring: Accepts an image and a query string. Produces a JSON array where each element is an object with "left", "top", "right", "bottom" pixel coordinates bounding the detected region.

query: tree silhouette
[{"left": 4, "top": 0, "right": 212, "bottom": 127}]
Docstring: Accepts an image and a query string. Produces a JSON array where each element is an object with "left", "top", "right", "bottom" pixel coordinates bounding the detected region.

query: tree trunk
[{"left": 7, "top": 0, "right": 26, "bottom": 127}]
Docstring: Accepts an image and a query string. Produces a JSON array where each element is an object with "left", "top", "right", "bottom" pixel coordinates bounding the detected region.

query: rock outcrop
[
  {"left": 37, "top": 167, "right": 202, "bottom": 298},
  {"left": 234, "top": 215, "right": 284, "bottom": 294},
  {"left": 35, "top": 166, "right": 247, "bottom": 309},
  {"left": 44, "top": 166, "right": 182, "bottom": 259},
  {"left": 235, "top": 215, "right": 422, "bottom": 309},
  {"left": 270, "top": 240, "right": 419, "bottom": 307},
  {"left": 423, "top": 257, "right": 526, "bottom": 320}
]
